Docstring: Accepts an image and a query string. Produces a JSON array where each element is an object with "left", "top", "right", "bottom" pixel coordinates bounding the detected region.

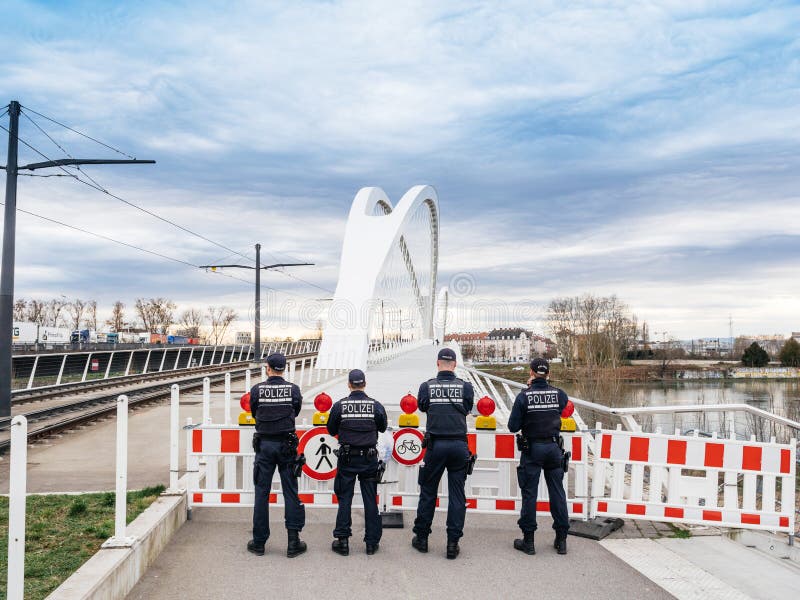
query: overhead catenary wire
[
  {"left": 20, "top": 109, "right": 111, "bottom": 193},
  {"left": 0, "top": 201, "right": 323, "bottom": 301},
  {"left": 4, "top": 109, "right": 334, "bottom": 298},
  {"left": 20, "top": 104, "right": 136, "bottom": 160},
  {"left": 1, "top": 117, "right": 256, "bottom": 264}
]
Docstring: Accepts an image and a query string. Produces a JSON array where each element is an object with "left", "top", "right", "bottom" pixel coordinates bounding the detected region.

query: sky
[{"left": 1, "top": 0, "right": 799, "bottom": 340}]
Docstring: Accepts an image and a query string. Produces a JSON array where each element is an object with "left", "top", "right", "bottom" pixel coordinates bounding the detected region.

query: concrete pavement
[{"left": 127, "top": 509, "right": 675, "bottom": 600}]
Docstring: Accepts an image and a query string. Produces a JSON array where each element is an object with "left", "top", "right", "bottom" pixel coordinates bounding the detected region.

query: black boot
[
  {"left": 514, "top": 532, "right": 535, "bottom": 555},
  {"left": 411, "top": 535, "right": 428, "bottom": 553},
  {"left": 287, "top": 529, "right": 307, "bottom": 558},
  {"left": 446, "top": 540, "right": 460, "bottom": 560},
  {"left": 366, "top": 542, "right": 379, "bottom": 555},
  {"left": 246, "top": 539, "right": 265, "bottom": 556},
  {"left": 331, "top": 537, "right": 349, "bottom": 556},
  {"left": 554, "top": 532, "right": 567, "bottom": 555}
]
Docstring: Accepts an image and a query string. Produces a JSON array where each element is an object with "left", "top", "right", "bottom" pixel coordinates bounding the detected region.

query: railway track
[{"left": 0, "top": 353, "right": 318, "bottom": 453}]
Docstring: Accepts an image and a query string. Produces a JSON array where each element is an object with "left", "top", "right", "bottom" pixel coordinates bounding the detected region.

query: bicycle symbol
[{"left": 397, "top": 438, "right": 421, "bottom": 455}]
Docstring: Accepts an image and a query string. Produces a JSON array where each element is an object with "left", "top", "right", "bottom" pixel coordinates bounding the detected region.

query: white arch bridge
[{"left": 316, "top": 184, "right": 448, "bottom": 371}]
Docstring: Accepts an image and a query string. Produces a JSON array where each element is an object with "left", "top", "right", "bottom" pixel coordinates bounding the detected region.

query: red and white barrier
[
  {"left": 185, "top": 424, "right": 590, "bottom": 521},
  {"left": 591, "top": 426, "right": 796, "bottom": 533},
  {"left": 184, "top": 420, "right": 795, "bottom": 534}
]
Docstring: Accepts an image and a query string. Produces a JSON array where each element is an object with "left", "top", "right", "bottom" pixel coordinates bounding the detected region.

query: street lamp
[
  {"left": 1, "top": 100, "right": 155, "bottom": 418},
  {"left": 199, "top": 243, "right": 312, "bottom": 362}
]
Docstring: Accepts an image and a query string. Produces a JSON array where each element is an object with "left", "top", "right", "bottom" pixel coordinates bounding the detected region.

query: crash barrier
[
  {"left": 591, "top": 425, "right": 796, "bottom": 533},
  {"left": 184, "top": 423, "right": 591, "bottom": 520}
]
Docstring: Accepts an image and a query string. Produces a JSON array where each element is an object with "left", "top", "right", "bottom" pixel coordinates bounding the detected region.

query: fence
[
  {"left": 175, "top": 371, "right": 796, "bottom": 535},
  {"left": 183, "top": 423, "right": 591, "bottom": 521},
  {"left": 10, "top": 339, "right": 321, "bottom": 392},
  {"left": 592, "top": 425, "right": 795, "bottom": 532}
]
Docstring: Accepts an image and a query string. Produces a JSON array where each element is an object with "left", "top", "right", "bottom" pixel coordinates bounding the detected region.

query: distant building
[
  {"left": 445, "top": 332, "right": 488, "bottom": 360},
  {"left": 792, "top": 332, "right": 800, "bottom": 343},
  {"left": 735, "top": 334, "right": 785, "bottom": 357},
  {"left": 235, "top": 331, "right": 253, "bottom": 345},
  {"left": 445, "top": 329, "right": 555, "bottom": 363}
]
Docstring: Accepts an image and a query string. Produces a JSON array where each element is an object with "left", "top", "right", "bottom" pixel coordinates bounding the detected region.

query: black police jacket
[
  {"left": 327, "top": 390, "right": 388, "bottom": 447},
  {"left": 508, "top": 377, "right": 568, "bottom": 439},
  {"left": 249, "top": 376, "right": 302, "bottom": 435},
  {"left": 418, "top": 371, "right": 474, "bottom": 437}
]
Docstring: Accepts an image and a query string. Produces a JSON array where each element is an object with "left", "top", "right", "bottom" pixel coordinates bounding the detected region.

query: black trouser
[
  {"left": 517, "top": 441, "right": 569, "bottom": 534},
  {"left": 413, "top": 438, "right": 470, "bottom": 542},
  {"left": 252, "top": 439, "right": 305, "bottom": 545},
  {"left": 333, "top": 454, "right": 381, "bottom": 545}
]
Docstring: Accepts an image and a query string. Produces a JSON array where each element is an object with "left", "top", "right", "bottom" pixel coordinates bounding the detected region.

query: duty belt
[
  {"left": 529, "top": 435, "right": 560, "bottom": 444},
  {"left": 429, "top": 433, "right": 467, "bottom": 442},
  {"left": 257, "top": 433, "right": 294, "bottom": 442},
  {"left": 347, "top": 447, "right": 377, "bottom": 457}
]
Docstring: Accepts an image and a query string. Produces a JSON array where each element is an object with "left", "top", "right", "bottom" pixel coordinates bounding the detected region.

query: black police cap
[
  {"left": 348, "top": 369, "right": 366, "bottom": 386},
  {"left": 437, "top": 348, "right": 457, "bottom": 361},
  {"left": 530, "top": 357, "right": 549, "bottom": 375},
  {"left": 266, "top": 353, "right": 286, "bottom": 371}
]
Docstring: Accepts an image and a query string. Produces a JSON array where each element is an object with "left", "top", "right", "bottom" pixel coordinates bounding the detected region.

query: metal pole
[
  {"left": 114, "top": 395, "right": 128, "bottom": 541},
  {"left": 255, "top": 243, "right": 261, "bottom": 362},
  {"left": 202, "top": 377, "right": 211, "bottom": 424},
  {"left": 224, "top": 372, "right": 231, "bottom": 425},
  {"left": 1, "top": 101, "right": 20, "bottom": 419},
  {"left": 169, "top": 385, "right": 180, "bottom": 490},
  {"left": 7, "top": 415, "right": 27, "bottom": 600}
]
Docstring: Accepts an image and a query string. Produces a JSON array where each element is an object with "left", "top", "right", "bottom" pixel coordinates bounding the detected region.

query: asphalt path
[{"left": 127, "top": 509, "right": 674, "bottom": 600}]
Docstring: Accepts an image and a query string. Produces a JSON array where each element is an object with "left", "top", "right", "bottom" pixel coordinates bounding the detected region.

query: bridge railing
[
  {"left": 367, "top": 339, "right": 432, "bottom": 366},
  {"left": 11, "top": 339, "right": 321, "bottom": 393},
  {"left": 459, "top": 365, "right": 800, "bottom": 443}
]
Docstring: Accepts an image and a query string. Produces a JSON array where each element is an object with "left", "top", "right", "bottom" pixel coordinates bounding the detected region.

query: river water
[{"left": 559, "top": 379, "right": 800, "bottom": 442}]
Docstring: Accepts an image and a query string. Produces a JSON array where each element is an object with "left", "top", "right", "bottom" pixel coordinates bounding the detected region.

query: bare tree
[
  {"left": 654, "top": 337, "right": 684, "bottom": 378},
  {"left": 207, "top": 306, "right": 238, "bottom": 345},
  {"left": 13, "top": 298, "right": 27, "bottom": 321},
  {"left": 44, "top": 297, "right": 68, "bottom": 327},
  {"left": 547, "top": 293, "right": 638, "bottom": 370},
  {"left": 67, "top": 299, "right": 88, "bottom": 331},
  {"left": 106, "top": 301, "right": 126, "bottom": 332},
  {"left": 178, "top": 308, "right": 204, "bottom": 338},
  {"left": 25, "top": 299, "right": 47, "bottom": 325},
  {"left": 84, "top": 300, "right": 98, "bottom": 331},
  {"left": 136, "top": 298, "right": 176, "bottom": 333},
  {"left": 155, "top": 298, "right": 176, "bottom": 334}
]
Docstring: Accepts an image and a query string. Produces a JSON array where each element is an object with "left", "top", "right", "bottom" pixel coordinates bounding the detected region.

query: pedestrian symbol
[
  {"left": 315, "top": 437, "right": 334, "bottom": 470},
  {"left": 298, "top": 427, "right": 337, "bottom": 480}
]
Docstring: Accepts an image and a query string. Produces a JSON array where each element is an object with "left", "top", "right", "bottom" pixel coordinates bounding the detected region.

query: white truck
[{"left": 12, "top": 322, "right": 71, "bottom": 345}]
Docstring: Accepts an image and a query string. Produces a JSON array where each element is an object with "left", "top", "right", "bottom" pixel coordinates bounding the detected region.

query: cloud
[{"left": 2, "top": 1, "right": 800, "bottom": 338}]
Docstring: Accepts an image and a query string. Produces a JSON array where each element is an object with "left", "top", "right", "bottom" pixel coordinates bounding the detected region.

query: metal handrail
[{"left": 462, "top": 365, "right": 800, "bottom": 433}]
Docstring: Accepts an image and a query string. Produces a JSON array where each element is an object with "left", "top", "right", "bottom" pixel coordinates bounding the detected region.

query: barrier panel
[
  {"left": 386, "top": 431, "right": 589, "bottom": 519},
  {"left": 185, "top": 424, "right": 591, "bottom": 520},
  {"left": 591, "top": 426, "right": 796, "bottom": 533}
]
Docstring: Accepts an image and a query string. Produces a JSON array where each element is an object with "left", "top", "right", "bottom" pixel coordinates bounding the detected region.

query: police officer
[
  {"left": 247, "top": 353, "right": 307, "bottom": 558},
  {"left": 508, "top": 357, "right": 570, "bottom": 555},
  {"left": 412, "top": 347, "right": 474, "bottom": 559},
  {"left": 326, "top": 369, "right": 388, "bottom": 556}
]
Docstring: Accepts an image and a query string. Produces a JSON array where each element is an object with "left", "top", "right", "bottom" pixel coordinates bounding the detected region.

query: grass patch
[
  {"left": 0, "top": 485, "right": 165, "bottom": 599},
  {"left": 667, "top": 523, "right": 692, "bottom": 538}
]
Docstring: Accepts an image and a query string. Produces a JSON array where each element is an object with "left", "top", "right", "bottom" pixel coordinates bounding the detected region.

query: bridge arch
[{"left": 316, "top": 185, "right": 439, "bottom": 370}]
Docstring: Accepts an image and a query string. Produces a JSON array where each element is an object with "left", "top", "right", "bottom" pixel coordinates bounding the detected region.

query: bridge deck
[
  {"left": 127, "top": 509, "right": 673, "bottom": 600},
  {"left": 322, "top": 343, "right": 444, "bottom": 415},
  {"left": 128, "top": 346, "right": 675, "bottom": 599}
]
